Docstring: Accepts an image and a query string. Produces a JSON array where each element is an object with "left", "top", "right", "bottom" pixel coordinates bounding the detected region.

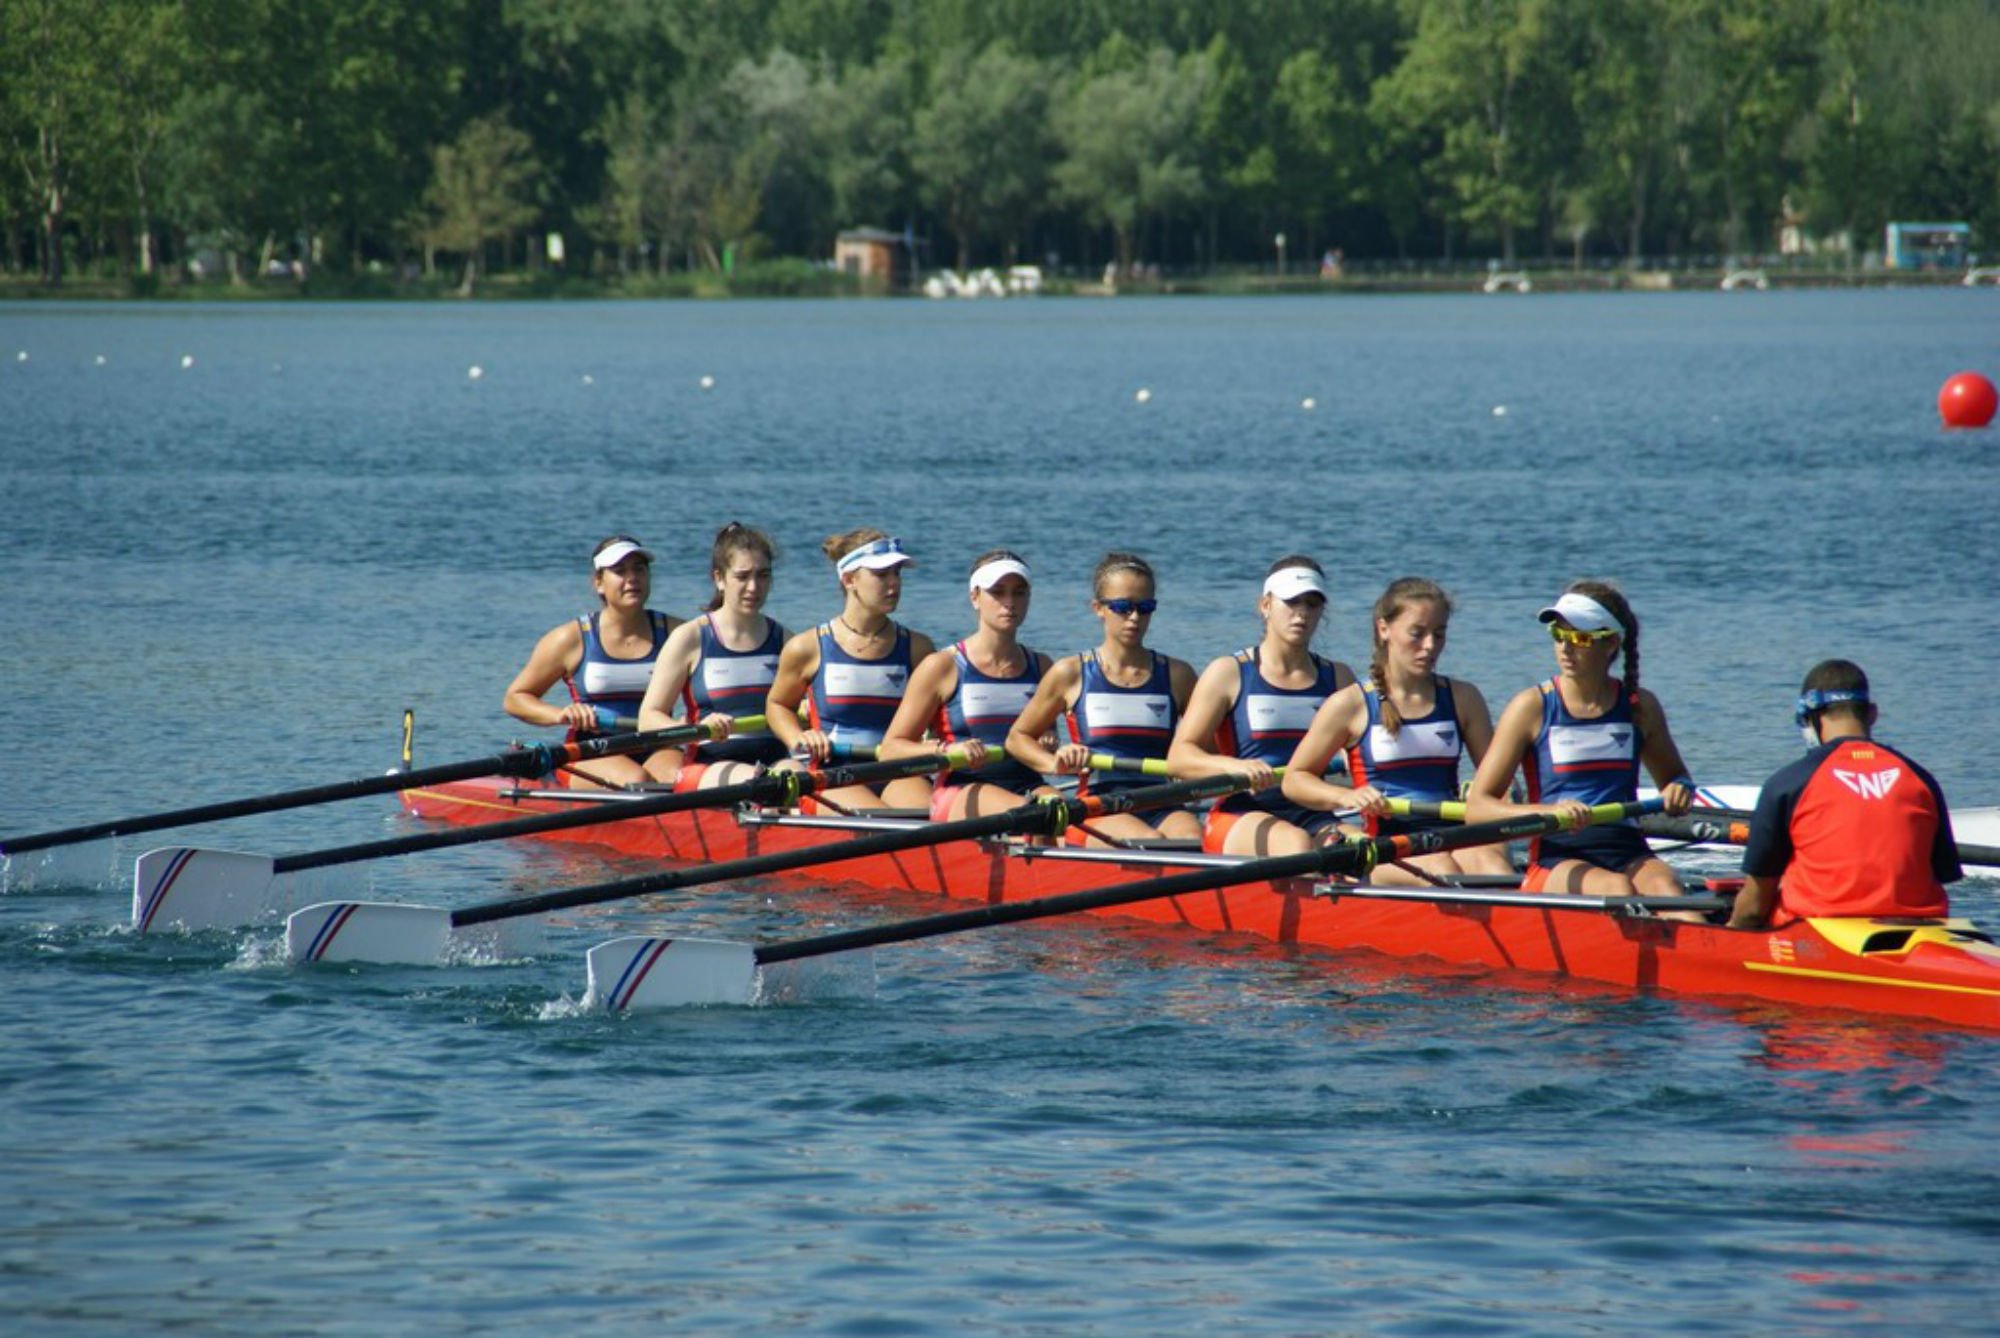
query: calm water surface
[{"left": 2, "top": 292, "right": 1997, "bottom": 1334}]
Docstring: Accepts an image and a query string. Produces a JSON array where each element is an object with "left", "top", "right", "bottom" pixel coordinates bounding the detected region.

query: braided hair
[
  {"left": 1565, "top": 579, "right": 1639, "bottom": 704},
  {"left": 1368, "top": 577, "right": 1452, "bottom": 735}
]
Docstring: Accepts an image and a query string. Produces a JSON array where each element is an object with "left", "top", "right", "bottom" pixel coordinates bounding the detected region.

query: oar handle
[
  {"left": 751, "top": 799, "right": 1661, "bottom": 967},
  {"left": 1384, "top": 798, "right": 1466, "bottom": 821},
  {"left": 0, "top": 715, "right": 752, "bottom": 856},
  {"left": 1085, "top": 754, "right": 1171, "bottom": 777}
]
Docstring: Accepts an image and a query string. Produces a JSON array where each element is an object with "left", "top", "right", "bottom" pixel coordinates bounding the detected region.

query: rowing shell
[{"left": 390, "top": 775, "right": 2000, "bottom": 1029}]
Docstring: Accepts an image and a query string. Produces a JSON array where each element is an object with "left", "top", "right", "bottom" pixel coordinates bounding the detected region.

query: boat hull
[{"left": 402, "top": 778, "right": 2000, "bottom": 1030}]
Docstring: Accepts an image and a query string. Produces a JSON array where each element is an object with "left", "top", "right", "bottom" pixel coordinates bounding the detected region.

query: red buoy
[{"left": 1938, "top": 371, "right": 1998, "bottom": 428}]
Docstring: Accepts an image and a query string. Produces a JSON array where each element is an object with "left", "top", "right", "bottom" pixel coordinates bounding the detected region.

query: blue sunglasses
[{"left": 1101, "top": 598, "right": 1158, "bottom": 617}]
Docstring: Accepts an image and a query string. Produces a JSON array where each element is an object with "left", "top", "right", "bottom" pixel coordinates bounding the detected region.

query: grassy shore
[{"left": 0, "top": 261, "right": 1977, "bottom": 301}]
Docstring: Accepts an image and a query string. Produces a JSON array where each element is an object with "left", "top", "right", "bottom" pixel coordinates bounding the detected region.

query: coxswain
[
  {"left": 1007, "top": 552, "right": 1200, "bottom": 845},
  {"left": 637, "top": 522, "right": 787, "bottom": 789},
  {"left": 1167, "top": 557, "right": 1353, "bottom": 855},
  {"left": 1728, "top": 660, "right": 1960, "bottom": 929},
  {"left": 1282, "top": 577, "right": 1513, "bottom": 882},
  {"left": 766, "top": 528, "right": 936, "bottom": 811},
  {"left": 502, "top": 535, "right": 681, "bottom": 788},
  {"left": 1464, "top": 581, "right": 1695, "bottom": 899},
  {"left": 882, "top": 550, "right": 1055, "bottom": 819}
]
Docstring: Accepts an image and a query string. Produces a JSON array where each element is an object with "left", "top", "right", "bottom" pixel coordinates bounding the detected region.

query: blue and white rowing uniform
[
  {"left": 936, "top": 641, "right": 1046, "bottom": 793},
  {"left": 1522, "top": 678, "right": 1649, "bottom": 871},
  {"left": 569, "top": 610, "right": 673, "bottom": 735},
  {"left": 1213, "top": 648, "right": 1346, "bottom": 831},
  {"left": 1066, "top": 650, "right": 1178, "bottom": 796},
  {"left": 806, "top": 623, "right": 914, "bottom": 751},
  {"left": 1347, "top": 677, "right": 1464, "bottom": 836},
  {"left": 681, "top": 615, "right": 788, "bottom": 764}
]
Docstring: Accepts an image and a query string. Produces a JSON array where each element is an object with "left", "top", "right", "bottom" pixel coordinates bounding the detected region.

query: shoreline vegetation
[
  {"left": 7, "top": 3, "right": 1997, "bottom": 298},
  {"left": 1, "top": 260, "right": 1986, "bottom": 303}
]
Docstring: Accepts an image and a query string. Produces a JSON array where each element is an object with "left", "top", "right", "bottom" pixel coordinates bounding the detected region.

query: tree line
[{"left": 5, "top": 0, "right": 1997, "bottom": 289}]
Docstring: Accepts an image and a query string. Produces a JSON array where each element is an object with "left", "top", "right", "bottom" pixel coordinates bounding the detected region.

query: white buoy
[
  {"left": 1134, "top": 388, "right": 1152, "bottom": 404},
  {"left": 94, "top": 355, "right": 107, "bottom": 366},
  {"left": 180, "top": 354, "right": 195, "bottom": 370},
  {"left": 699, "top": 374, "right": 716, "bottom": 390},
  {"left": 581, "top": 374, "right": 594, "bottom": 386},
  {"left": 1491, "top": 405, "right": 1507, "bottom": 417},
  {"left": 468, "top": 365, "right": 483, "bottom": 381},
  {"left": 1301, "top": 397, "right": 1317, "bottom": 411},
  {"left": 15, "top": 351, "right": 26, "bottom": 363}
]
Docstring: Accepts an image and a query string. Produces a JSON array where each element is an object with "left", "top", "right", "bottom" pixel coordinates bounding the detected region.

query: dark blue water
[{"left": 3, "top": 293, "right": 1998, "bottom": 1333}]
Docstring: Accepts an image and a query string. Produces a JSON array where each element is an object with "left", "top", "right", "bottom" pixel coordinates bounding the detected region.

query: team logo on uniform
[
  {"left": 1147, "top": 703, "right": 1166, "bottom": 717},
  {"left": 1437, "top": 726, "right": 1457, "bottom": 748},
  {"left": 1609, "top": 728, "right": 1630, "bottom": 748},
  {"left": 1832, "top": 767, "right": 1902, "bottom": 800}
]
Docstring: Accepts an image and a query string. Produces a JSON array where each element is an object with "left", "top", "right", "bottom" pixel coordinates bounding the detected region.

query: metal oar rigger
[
  {"left": 279, "top": 767, "right": 1269, "bottom": 967},
  {"left": 582, "top": 799, "right": 1671, "bottom": 1011}
]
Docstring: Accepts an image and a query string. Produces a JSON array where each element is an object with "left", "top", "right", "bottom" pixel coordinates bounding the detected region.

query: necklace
[{"left": 837, "top": 613, "right": 888, "bottom": 641}]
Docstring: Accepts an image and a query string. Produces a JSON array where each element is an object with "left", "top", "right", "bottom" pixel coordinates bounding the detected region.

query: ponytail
[
  {"left": 1369, "top": 577, "right": 1452, "bottom": 734},
  {"left": 1565, "top": 579, "right": 1639, "bottom": 703}
]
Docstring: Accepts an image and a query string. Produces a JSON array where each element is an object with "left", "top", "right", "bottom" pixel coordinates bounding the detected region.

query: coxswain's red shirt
[{"left": 1742, "top": 738, "right": 1960, "bottom": 922}]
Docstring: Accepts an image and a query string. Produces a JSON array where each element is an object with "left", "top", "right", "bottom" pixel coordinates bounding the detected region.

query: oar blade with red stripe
[
  {"left": 132, "top": 847, "right": 282, "bottom": 933},
  {"left": 585, "top": 937, "right": 761, "bottom": 1011},
  {"left": 285, "top": 901, "right": 454, "bottom": 965}
]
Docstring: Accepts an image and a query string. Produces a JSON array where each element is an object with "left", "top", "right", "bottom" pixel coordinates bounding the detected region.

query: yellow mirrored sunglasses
[{"left": 1548, "top": 622, "right": 1618, "bottom": 647}]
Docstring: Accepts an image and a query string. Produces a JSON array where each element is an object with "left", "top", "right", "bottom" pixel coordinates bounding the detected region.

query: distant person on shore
[
  {"left": 1320, "top": 248, "right": 1344, "bottom": 279},
  {"left": 503, "top": 535, "right": 682, "bottom": 788},
  {"left": 1728, "top": 660, "right": 1960, "bottom": 929},
  {"left": 1465, "top": 581, "right": 1696, "bottom": 901}
]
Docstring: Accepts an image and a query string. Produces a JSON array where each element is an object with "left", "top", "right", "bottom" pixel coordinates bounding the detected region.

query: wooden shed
[{"left": 835, "top": 228, "right": 906, "bottom": 289}]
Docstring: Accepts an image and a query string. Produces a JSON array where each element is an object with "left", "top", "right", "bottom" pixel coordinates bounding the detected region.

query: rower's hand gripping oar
[
  {"left": 3, "top": 715, "right": 751, "bottom": 859},
  {"left": 140, "top": 726, "right": 1000, "bottom": 934},
  {"left": 585, "top": 798, "right": 1665, "bottom": 1010},
  {"left": 282, "top": 766, "right": 1263, "bottom": 966}
]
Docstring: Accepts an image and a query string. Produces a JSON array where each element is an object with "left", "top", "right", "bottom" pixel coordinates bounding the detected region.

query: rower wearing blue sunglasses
[{"left": 1006, "top": 551, "right": 1201, "bottom": 845}]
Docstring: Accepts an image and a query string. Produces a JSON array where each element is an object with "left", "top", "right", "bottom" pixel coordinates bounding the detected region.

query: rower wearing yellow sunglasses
[{"left": 1465, "top": 581, "right": 1698, "bottom": 903}]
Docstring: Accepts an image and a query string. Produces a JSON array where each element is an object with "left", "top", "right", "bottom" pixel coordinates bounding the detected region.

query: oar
[
  {"left": 1639, "top": 811, "right": 2000, "bottom": 871},
  {"left": 582, "top": 798, "right": 1666, "bottom": 1009},
  {"left": 2, "top": 715, "right": 755, "bottom": 859},
  {"left": 130, "top": 729, "right": 995, "bottom": 933},
  {"left": 282, "top": 770, "right": 1265, "bottom": 966}
]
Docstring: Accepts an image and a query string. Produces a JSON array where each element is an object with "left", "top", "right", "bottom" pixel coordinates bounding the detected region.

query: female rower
[
  {"left": 1006, "top": 552, "right": 1200, "bottom": 845},
  {"left": 882, "top": 550, "right": 1054, "bottom": 820},
  {"left": 636, "top": 522, "right": 787, "bottom": 789},
  {"left": 766, "top": 528, "right": 937, "bottom": 811},
  {"left": 1167, "top": 557, "right": 1354, "bottom": 855},
  {"left": 1281, "top": 577, "right": 1513, "bottom": 883},
  {"left": 502, "top": 535, "right": 681, "bottom": 788},
  {"left": 1464, "top": 580, "right": 1695, "bottom": 898}
]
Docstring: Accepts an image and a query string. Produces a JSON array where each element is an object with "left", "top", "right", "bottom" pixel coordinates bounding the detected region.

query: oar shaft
[
  {"left": 1644, "top": 809, "right": 2000, "bottom": 869},
  {"left": 0, "top": 716, "right": 760, "bottom": 857},
  {"left": 754, "top": 800, "right": 1657, "bottom": 966},
  {"left": 451, "top": 770, "right": 1257, "bottom": 928}
]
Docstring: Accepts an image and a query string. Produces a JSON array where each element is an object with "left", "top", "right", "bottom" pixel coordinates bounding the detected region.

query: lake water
[{"left": 2, "top": 291, "right": 1997, "bottom": 1334}]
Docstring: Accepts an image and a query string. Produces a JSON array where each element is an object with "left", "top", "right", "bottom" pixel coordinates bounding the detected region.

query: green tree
[
  {"left": 1052, "top": 44, "right": 1212, "bottom": 273},
  {"left": 415, "top": 114, "right": 542, "bottom": 294},
  {"left": 911, "top": 43, "right": 1057, "bottom": 269}
]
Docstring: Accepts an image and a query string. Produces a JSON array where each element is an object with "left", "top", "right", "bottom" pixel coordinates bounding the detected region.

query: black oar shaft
[
  {"left": 0, "top": 720, "right": 724, "bottom": 857},
  {"left": 451, "top": 771, "right": 1254, "bottom": 928},
  {"left": 1643, "top": 809, "right": 2000, "bottom": 868},
  {"left": 751, "top": 802, "right": 1658, "bottom": 967}
]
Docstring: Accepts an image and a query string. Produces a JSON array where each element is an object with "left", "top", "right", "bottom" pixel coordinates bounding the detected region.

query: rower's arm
[
  {"left": 503, "top": 622, "right": 587, "bottom": 729},
  {"left": 880, "top": 650, "right": 956, "bottom": 761},
  {"left": 1281, "top": 685, "right": 1369, "bottom": 810},
  {"left": 764, "top": 631, "right": 820, "bottom": 750},
  {"left": 1166, "top": 658, "right": 1250, "bottom": 779},
  {"left": 1464, "top": 689, "right": 1546, "bottom": 823},
  {"left": 1007, "top": 658, "right": 1082, "bottom": 773},
  {"left": 1728, "top": 874, "right": 1779, "bottom": 930},
  {"left": 636, "top": 621, "right": 702, "bottom": 733},
  {"left": 1635, "top": 689, "right": 1695, "bottom": 815}
]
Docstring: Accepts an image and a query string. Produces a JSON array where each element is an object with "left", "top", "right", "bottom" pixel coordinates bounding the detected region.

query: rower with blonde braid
[{"left": 1282, "top": 577, "right": 1512, "bottom": 883}]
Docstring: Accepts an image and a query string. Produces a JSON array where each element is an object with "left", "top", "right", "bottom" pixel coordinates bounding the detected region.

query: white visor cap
[
  {"left": 836, "top": 536, "right": 914, "bottom": 575},
  {"left": 1263, "top": 566, "right": 1328, "bottom": 602},
  {"left": 1536, "top": 592, "right": 1619, "bottom": 633},
  {"left": 593, "top": 540, "right": 653, "bottom": 570},
  {"left": 969, "top": 557, "right": 1031, "bottom": 593}
]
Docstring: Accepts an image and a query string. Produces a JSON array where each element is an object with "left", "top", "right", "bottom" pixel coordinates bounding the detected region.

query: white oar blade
[
  {"left": 286, "top": 901, "right": 453, "bottom": 966},
  {"left": 585, "top": 936, "right": 758, "bottom": 1011},
  {"left": 133, "top": 847, "right": 280, "bottom": 933}
]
